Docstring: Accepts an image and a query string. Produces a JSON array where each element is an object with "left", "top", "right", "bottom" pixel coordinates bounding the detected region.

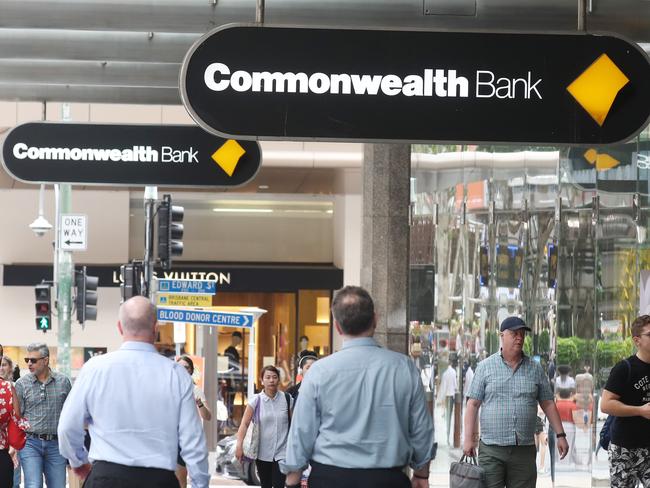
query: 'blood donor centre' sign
[
  {"left": 1, "top": 122, "right": 261, "bottom": 187},
  {"left": 180, "top": 25, "right": 650, "bottom": 145}
]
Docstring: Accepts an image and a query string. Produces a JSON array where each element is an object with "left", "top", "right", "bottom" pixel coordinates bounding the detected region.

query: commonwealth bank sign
[{"left": 181, "top": 26, "right": 650, "bottom": 146}]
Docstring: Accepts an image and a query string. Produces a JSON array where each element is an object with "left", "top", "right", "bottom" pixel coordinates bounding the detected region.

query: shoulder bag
[
  {"left": 242, "top": 396, "right": 261, "bottom": 460},
  {"left": 450, "top": 455, "right": 486, "bottom": 488}
]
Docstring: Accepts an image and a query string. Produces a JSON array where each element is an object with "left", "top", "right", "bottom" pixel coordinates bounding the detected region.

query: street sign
[
  {"left": 1, "top": 123, "right": 261, "bottom": 187},
  {"left": 60, "top": 214, "right": 87, "bottom": 251},
  {"left": 157, "top": 293, "right": 213, "bottom": 308},
  {"left": 181, "top": 25, "right": 650, "bottom": 145},
  {"left": 157, "top": 308, "right": 254, "bottom": 328},
  {"left": 157, "top": 279, "right": 216, "bottom": 295}
]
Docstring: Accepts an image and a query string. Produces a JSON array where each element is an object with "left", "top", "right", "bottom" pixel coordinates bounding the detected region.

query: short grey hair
[
  {"left": 27, "top": 342, "right": 49, "bottom": 358},
  {"left": 119, "top": 296, "right": 157, "bottom": 335}
]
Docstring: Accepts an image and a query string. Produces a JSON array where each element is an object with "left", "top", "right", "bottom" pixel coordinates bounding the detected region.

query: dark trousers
[
  {"left": 0, "top": 450, "right": 14, "bottom": 488},
  {"left": 308, "top": 461, "right": 410, "bottom": 488},
  {"left": 255, "top": 459, "right": 286, "bottom": 488},
  {"left": 82, "top": 461, "right": 180, "bottom": 488}
]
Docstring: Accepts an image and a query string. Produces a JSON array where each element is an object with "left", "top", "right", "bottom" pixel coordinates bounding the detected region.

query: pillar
[{"left": 361, "top": 143, "right": 411, "bottom": 354}]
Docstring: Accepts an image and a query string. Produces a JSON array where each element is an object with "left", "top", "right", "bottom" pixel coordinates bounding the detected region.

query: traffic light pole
[
  {"left": 143, "top": 186, "right": 158, "bottom": 298},
  {"left": 55, "top": 183, "right": 73, "bottom": 377}
]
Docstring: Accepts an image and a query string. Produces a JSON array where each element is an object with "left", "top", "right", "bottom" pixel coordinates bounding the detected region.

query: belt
[{"left": 27, "top": 433, "right": 58, "bottom": 441}]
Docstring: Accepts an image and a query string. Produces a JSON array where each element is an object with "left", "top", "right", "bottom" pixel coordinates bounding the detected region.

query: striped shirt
[
  {"left": 467, "top": 351, "right": 553, "bottom": 446},
  {"left": 15, "top": 370, "right": 71, "bottom": 435}
]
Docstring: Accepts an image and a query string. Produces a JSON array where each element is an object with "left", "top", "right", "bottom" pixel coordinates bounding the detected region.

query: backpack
[{"left": 598, "top": 359, "right": 631, "bottom": 450}]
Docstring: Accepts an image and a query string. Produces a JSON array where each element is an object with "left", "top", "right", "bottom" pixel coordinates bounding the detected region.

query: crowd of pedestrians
[{"left": 1, "top": 289, "right": 649, "bottom": 488}]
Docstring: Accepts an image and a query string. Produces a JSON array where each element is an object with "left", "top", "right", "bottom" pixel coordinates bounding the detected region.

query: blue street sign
[
  {"left": 157, "top": 308, "right": 253, "bottom": 328},
  {"left": 157, "top": 279, "right": 216, "bottom": 295}
]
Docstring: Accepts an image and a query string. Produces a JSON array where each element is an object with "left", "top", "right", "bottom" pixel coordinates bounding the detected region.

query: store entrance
[{"left": 409, "top": 143, "right": 650, "bottom": 486}]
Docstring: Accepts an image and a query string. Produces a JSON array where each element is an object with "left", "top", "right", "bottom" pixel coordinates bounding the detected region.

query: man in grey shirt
[
  {"left": 15, "top": 342, "right": 72, "bottom": 488},
  {"left": 281, "top": 286, "right": 436, "bottom": 488}
]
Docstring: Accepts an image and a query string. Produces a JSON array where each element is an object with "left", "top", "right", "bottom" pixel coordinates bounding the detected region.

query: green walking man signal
[{"left": 34, "top": 283, "right": 52, "bottom": 332}]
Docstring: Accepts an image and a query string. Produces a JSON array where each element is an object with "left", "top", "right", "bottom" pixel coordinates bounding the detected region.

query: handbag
[
  {"left": 450, "top": 455, "right": 486, "bottom": 488},
  {"left": 242, "top": 397, "right": 260, "bottom": 460},
  {"left": 8, "top": 414, "right": 27, "bottom": 450}
]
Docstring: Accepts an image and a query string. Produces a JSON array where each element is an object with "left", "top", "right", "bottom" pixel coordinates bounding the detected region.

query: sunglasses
[{"left": 24, "top": 357, "right": 46, "bottom": 364}]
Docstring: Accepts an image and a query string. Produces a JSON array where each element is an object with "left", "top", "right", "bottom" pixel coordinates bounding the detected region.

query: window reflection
[{"left": 410, "top": 135, "right": 649, "bottom": 485}]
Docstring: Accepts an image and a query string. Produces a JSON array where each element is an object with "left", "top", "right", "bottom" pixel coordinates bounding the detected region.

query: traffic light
[
  {"left": 120, "top": 262, "right": 142, "bottom": 302},
  {"left": 157, "top": 194, "right": 184, "bottom": 271},
  {"left": 35, "top": 283, "right": 52, "bottom": 332},
  {"left": 75, "top": 266, "right": 98, "bottom": 324}
]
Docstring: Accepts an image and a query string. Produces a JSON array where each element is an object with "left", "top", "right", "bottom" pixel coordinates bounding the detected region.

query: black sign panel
[
  {"left": 1, "top": 122, "right": 261, "bottom": 187},
  {"left": 567, "top": 141, "right": 650, "bottom": 192},
  {"left": 181, "top": 26, "right": 650, "bottom": 145}
]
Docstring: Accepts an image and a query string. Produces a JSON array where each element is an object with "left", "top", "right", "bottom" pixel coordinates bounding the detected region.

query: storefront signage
[
  {"left": 181, "top": 25, "right": 650, "bottom": 145},
  {"left": 1, "top": 122, "right": 261, "bottom": 187},
  {"left": 157, "top": 278, "right": 217, "bottom": 295},
  {"left": 3, "top": 264, "right": 343, "bottom": 292},
  {"left": 157, "top": 308, "right": 253, "bottom": 328},
  {"left": 567, "top": 141, "right": 650, "bottom": 192}
]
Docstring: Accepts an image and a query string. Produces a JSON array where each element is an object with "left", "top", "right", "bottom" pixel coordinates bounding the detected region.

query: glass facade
[{"left": 409, "top": 130, "right": 649, "bottom": 485}]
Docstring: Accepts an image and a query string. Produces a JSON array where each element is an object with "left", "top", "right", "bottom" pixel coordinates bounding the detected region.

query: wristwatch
[{"left": 556, "top": 432, "right": 567, "bottom": 439}]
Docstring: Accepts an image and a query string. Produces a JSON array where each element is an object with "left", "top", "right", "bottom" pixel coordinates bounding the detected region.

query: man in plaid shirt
[
  {"left": 463, "top": 317, "right": 569, "bottom": 488},
  {"left": 15, "top": 342, "right": 71, "bottom": 488}
]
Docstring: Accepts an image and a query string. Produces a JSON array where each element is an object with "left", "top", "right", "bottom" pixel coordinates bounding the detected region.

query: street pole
[
  {"left": 143, "top": 186, "right": 157, "bottom": 298},
  {"left": 55, "top": 183, "right": 73, "bottom": 377},
  {"left": 55, "top": 103, "right": 74, "bottom": 377}
]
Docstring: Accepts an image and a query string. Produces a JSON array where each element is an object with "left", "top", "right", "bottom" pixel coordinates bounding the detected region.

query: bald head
[{"left": 118, "top": 296, "right": 157, "bottom": 340}]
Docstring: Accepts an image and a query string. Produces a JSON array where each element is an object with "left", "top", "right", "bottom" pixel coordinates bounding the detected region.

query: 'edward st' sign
[
  {"left": 181, "top": 25, "right": 650, "bottom": 146},
  {"left": 1, "top": 122, "right": 261, "bottom": 187}
]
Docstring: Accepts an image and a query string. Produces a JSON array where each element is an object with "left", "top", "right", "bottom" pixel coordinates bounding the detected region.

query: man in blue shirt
[
  {"left": 463, "top": 316, "right": 569, "bottom": 488},
  {"left": 58, "top": 296, "right": 209, "bottom": 488},
  {"left": 281, "top": 286, "right": 436, "bottom": 488}
]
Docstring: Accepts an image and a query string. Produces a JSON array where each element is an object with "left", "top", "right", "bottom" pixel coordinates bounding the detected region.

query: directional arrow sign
[
  {"left": 157, "top": 279, "right": 216, "bottom": 295},
  {"left": 157, "top": 308, "right": 253, "bottom": 328},
  {"left": 60, "top": 214, "right": 87, "bottom": 251}
]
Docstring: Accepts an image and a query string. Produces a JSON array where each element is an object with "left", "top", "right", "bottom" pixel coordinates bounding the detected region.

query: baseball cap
[{"left": 500, "top": 316, "right": 531, "bottom": 332}]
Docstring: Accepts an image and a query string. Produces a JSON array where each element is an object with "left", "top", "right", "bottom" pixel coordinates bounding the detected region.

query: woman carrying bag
[
  {"left": 236, "top": 366, "right": 292, "bottom": 488},
  {"left": 0, "top": 376, "right": 29, "bottom": 488}
]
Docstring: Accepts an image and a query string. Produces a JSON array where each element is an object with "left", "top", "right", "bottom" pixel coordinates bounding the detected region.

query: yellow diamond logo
[
  {"left": 211, "top": 140, "right": 246, "bottom": 177},
  {"left": 583, "top": 148, "right": 620, "bottom": 171},
  {"left": 567, "top": 54, "right": 629, "bottom": 127}
]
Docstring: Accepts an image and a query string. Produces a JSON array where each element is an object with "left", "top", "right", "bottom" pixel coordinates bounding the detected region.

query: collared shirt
[
  {"left": 249, "top": 391, "right": 292, "bottom": 462},
  {"left": 467, "top": 351, "right": 554, "bottom": 446},
  {"left": 15, "top": 369, "right": 71, "bottom": 435},
  {"left": 57, "top": 342, "right": 209, "bottom": 488},
  {"left": 438, "top": 365, "right": 457, "bottom": 399},
  {"left": 280, "top": 337, "right": 435, "bottom": 473}
]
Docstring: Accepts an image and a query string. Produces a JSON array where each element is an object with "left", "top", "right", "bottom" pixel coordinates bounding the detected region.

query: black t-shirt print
[{"left": 604, "top": 355, "right": 650, "bottom": 449}]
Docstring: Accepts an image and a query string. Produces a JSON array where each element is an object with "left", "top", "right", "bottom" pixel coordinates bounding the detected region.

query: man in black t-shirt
[{"left": 601, "top": 314, "right": 650, "bottom": 488}]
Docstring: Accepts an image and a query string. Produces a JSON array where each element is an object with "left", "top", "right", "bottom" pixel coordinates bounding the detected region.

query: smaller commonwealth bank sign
[
  {"left": 1, "top": 123, "right": 261, "bottom": 187},
  {"left": 181, "top": 26, "right": 650, "bottom": 146}
]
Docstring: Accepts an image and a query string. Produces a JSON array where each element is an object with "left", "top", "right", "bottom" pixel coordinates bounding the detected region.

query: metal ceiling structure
[{"left": 1, "top": 0, "right": 649, "bottom": 104}]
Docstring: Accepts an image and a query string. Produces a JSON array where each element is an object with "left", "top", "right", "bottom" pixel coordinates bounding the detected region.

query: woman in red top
[{"left": 0, "top": 378, "right": 27, "bottom": 488}]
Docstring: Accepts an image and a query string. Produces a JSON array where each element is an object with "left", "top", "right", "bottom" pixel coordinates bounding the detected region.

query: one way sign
[{"left": 60, "top": 214, "right": 87, "bottom": 251}]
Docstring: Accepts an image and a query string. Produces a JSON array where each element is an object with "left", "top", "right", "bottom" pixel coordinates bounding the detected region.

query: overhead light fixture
[
  {"left": 316, "top": 296, "right": 330, "bottom": 324},
  {"left": 212, "top": 208, "right": 273, "bottom": 213}
]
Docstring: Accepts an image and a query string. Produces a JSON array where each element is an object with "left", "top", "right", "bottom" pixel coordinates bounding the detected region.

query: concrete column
[{"left": 361, "top": 144, "right": 411, "bottom": 354}]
